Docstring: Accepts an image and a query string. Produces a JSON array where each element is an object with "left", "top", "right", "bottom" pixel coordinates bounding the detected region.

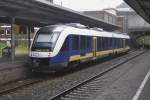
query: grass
[
  {"left": 0, "top": 42, "right": 28, "bottom": 57},
  {"left": 0, "top": 43, "right": 7, "bottom": 57},
  {"left": 15, "top": 47, "right": 28, "bottom": 55},
  {"left": 0, "top": 43, "right": 7, "bottom": 49}
]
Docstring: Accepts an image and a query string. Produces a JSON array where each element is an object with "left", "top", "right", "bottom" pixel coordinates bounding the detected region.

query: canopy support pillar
[{"left": 11, "top": 17, "right": 15, "bottom": 61}]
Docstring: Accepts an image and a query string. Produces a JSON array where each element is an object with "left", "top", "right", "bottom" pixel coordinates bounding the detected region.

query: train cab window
[
  {"left": 72, "top": 35, "right": 79, "bottom": 50},
  {"left": 80, "top": 36, "right": 87, "bottom": 50},
  {"left": 32, "top": 31, "right": 60, "bottom": 51},
  {"left": 61, "top": 37, "right": 68, "bottom": 52}
]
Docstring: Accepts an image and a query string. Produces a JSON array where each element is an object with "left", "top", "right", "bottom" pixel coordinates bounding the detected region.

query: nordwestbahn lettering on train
[{"left": 29, "top": 23, "right": 130, "bottom": 72}]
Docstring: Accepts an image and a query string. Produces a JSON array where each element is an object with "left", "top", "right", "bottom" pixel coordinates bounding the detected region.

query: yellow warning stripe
[{"left": 69, "top": 47, "right": 129, "bottom": 62}]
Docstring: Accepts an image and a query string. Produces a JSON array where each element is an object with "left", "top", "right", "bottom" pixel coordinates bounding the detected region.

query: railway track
[
  {"left": 0, "top": 77, "right": 44, "bottom": 96},
  {"left": 48, "top": 50, "right": 146, "bottom": 100},
  {"left": 0, "top": 50, "right": 145, "bottom": 97}
]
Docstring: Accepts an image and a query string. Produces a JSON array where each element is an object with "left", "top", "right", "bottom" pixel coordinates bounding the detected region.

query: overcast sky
[{"left": 54, "top": 0, "right": 124, "bottom": 11}]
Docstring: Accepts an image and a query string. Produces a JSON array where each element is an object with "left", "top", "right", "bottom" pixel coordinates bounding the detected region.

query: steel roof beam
[
  {"left": 124, "top": 0, "right": 150, "bottom": 24},
  {"left": 0, "top": 0, "right": 119, "bottom": 31}
]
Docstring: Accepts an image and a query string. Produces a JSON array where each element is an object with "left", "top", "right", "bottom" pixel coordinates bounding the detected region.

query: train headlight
[{"left": 48, "top": 52, "right": 51, "bottom": 57}]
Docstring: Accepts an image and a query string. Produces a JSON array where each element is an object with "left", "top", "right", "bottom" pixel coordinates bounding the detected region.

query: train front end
[{"left": 29, "top": 26, "right": 63, "bottom": 72}]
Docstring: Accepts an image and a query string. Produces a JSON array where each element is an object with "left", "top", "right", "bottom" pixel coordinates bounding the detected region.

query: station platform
[
  {"left": 137, "top": 72, "right": 150, "bottom": 100},
  {"left": 0, "top": 54, "right": 28, "bottom": 63},
  {"left": 93, "top": 51, "right": 150, "bottom": 100},
  {"left": 0, "top": 54, "right": 30, "bottom": 85}
]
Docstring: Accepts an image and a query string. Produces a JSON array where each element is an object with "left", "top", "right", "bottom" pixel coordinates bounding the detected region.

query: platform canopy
[
  {"left": 0, "top": 0, "right": 119, "bottom": 31},
  {"left": 124, "top": 0, "right": 150, "bottom": 24}
]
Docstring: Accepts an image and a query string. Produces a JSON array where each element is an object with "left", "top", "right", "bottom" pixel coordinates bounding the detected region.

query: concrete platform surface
[
  {"left": 92, "top": 51, "right": 150, "bottom": 100},
  {"left": 138, "top": 73, "right": 150, "bottom": 100},
  {"left": 0, "top": 55, "right": 30, "bottom": 85},
  {"left": 0, "top": 54, "right": 28, "bottom": 63}
]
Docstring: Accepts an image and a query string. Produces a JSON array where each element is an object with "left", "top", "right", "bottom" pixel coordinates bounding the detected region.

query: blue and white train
[{"left": 29, "top": 23, "right": 130, "bottom": 72}]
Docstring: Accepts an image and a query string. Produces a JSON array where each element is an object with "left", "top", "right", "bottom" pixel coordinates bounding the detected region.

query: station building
[
  {"left": 84, "top": 9, "right": 117, "bottom": 29},
  {"left": 117, "top": 3, "right": 150, "bottom": 47},
  {"left": 84, "top": 2, "right": 150, "bottom": 48}
]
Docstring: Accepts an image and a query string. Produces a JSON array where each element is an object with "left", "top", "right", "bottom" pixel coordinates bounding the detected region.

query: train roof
[
  {"left": 64, "top": 26, "right": 130, "bottom": 39},
  {"left": 42, "top": 24, "right": 130, "bottom": 39}
]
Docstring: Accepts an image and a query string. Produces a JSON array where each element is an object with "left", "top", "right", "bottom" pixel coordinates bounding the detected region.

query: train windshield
[
  {"left": 36, "top": 32, "right": 59, "bottom": 43},
  {"left": 32, "top": 29, "right": 60, "bottom": 51}
]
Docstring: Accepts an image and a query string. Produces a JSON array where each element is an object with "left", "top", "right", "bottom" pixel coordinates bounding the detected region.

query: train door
[
  {"left": 93, "top": 37, "right": 97, "bottom": 57},
  {"left": 123, "top": 39, "right": 126, "bottom": 48}
]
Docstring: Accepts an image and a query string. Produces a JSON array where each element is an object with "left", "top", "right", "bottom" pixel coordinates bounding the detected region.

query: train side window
[
  {"left": 106, "top": 37, "right": 109, "bottom": 50},
  {"left": 107, "top": 38, "right": 110, "bottom": 50},
  {"left": 97, "top": 37, "right": 100, "bottom": 50},
  {"left": 106, "top": 38, "right": 109, "bottom": 50},
  {"left": 100, "top": 37, "right": 102, "bottom": 50},
  {"left": 104, "top": 37, "right": 107, "bottom": 50},
  {"left": 87, "top": 36, "right": 92, "bottom": 50},
  {"left": 103, "top": 37, "right": 105, "bottom": 50},
  {"left": 119, "top": 39, "right": 120, "bottom": 48},
  {"left": 127, "top": 39, "right": 130, "bottom": 46},
  {"left": 119, "top": 39, "right": 121, "bottom": 48},
  {"left": 120, "top": 39, "right": 123, "bottom": 48},
  {"left": 97, "top": 37, "right": 101, "bottom": 51},
  {"left": 124, "top": 39, "right": 128, "bottom": 47},
  {"left": 112, "top": 38, "right": 116, "bottom": 49},
  {"left": 61, "top": 37, "right": 68, "bottom": 51},
  {"left": 102, "top": 37, "right": 105, "bottom": 50},
  {"left": 116, "top": 38, "right": 118, "bottom": 48},
  {"left": 114, "top": 38, "right": 117, "bottom": 48},
  {"left": 72, "top": 35, "right": 79, "bottom": 50},
  {"left": 101, "top": 37, "right": 103, "bottom": 50},
  {"left": 121, "top": 39, "right": 124, "bottom": 48},
  {"left": 117, "top": 38, "right": 119, "bottom": 48},
  {"left": 125, "top": 39, "right": 128, "bottom": 47},
  {"left": 120, "top": 39, "right": 122, "bottom": 48},
  {"left": 123, "top": 39, "right": 125, "bottom": 48},
  {"left": 111, "top": 38, "right": 113, "bottom": 49},
  {"left": 109, "top": 38, "right": 112, "bottom": 49},
  {"left": 80, "top": 36, "right": 87, "bottom": 50}
]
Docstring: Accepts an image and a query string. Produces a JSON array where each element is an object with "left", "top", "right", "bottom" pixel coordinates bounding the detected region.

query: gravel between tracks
[{"left": 0, "top": 51, "right": 144, "bottom": 100}]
